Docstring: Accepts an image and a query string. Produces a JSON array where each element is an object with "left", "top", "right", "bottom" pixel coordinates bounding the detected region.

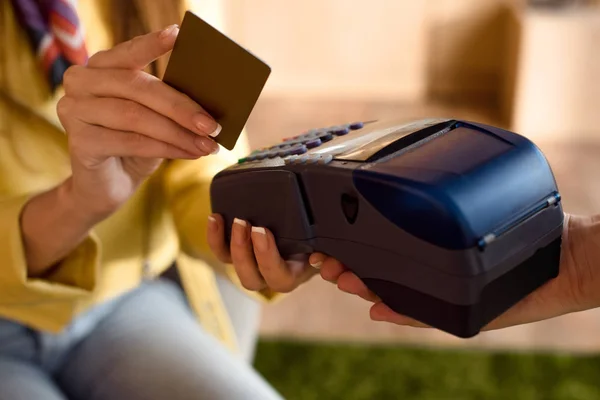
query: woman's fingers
[
  {"left": 370, "top": 302, "right": 429, "bottom": 328},
  {"left": 59, "top": 24, "right": 222, "bottom": 162},
  {"left": 315, "top": 252, "right": 379, "bottom": 300},
  {"left": 317, "top": 256, "right": 379, "bottom": 302},
  {"left": 250, "top": 227, "right": 315, "bottom": 293},
  {"left": 63, "top": 67, "right": 219, "bottom": 138},
  {"left": 337, "top": 271, "right": 380, "bottom": 302},
  {"left": 68, "top": 97, "right": 219, "bottom": 156},
  {"left": 209, "top": 217, "right": 318, "bottom": 293},
  {"left": 317, "top": 257, "right": 426, "bottom": 324},
  {"left": 317, "top": 254, "right": 347, "bottom": 283},
  {"left": 230, "top": 219, "right": 266, "bottom": 291},
  {"left": 87, "top": 25, "right": 179, "bottom": 71},
  {"left": 69, "top": 123, "right": 199, "bottom": 165},
  {"left": 206, "top": 214, "right": 232, "bottom": 264}
]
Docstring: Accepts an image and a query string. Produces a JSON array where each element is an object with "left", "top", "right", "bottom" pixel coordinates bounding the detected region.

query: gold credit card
[{"left": 163, "top": 11, "right": 271, "bottom": 150}]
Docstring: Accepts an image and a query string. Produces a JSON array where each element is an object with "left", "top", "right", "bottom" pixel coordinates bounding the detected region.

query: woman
[
  {"left": 0, "top": 1, "right": 321, "bottom": 398},
  {"left": 2, "top": 0, "right": 595, "bottom": 398}
]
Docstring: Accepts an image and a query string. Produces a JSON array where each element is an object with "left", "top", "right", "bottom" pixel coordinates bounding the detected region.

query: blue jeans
[{"left": 0, "top": 276, "right": 283, "bottom": 399}]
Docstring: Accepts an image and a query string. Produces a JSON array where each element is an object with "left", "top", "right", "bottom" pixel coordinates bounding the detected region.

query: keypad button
[
  {"left": 332, "top": 125, "right": 350, "bottom": 135},
  {"left": 267, "top": 149, "right": 280, "bottom": 158},
  {"left": 289, "top": 144, "right": 308, "bottom": 155},
  {"left": 284, "top": 155, "right": 299, "bottom": 164},
  {"left": 296, "top": 155, "right": 310, "bottom": 164},
  {"left": 278, "top": 147, "right": 296, "bottom": 157},
  {"left": 255, "top": 151, "right": 269, "bottom": 160},
  {"left": 305, "top": 138, "right": 322, "bottom": 149},
  {"left": 237, "top": 157, "right": 247, "bottom": 164},
  {"left": 297, "top": 130, "right": 318, "bottom": 140},
  {"left": 274, "top": 121, "right": 362, "bottom": 156},
  {"left": 317, "top": 132, "right": 334, "bottom": 142}
]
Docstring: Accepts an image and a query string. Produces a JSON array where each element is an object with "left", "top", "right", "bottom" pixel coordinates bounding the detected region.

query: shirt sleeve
[{"left": 0, "top": 192, "right": 100, "bottom": 331}]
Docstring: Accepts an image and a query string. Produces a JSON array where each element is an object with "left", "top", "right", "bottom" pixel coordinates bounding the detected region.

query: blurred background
[{"left": 192, "top": 0, "right": 600, "bottom": 398}]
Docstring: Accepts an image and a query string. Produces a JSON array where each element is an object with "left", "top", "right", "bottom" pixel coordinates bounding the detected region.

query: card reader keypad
[
  {"left": 237, "top": 121, "right": 364, "bottom": 164},
  {"left": 283, "top": 153, "right": 334, "bottom": 165}
]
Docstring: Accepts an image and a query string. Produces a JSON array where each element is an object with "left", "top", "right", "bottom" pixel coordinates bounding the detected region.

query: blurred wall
[
  {"left": 188, "top": 0, "right": 226, "bottom": 29},
  {"left": 424, "top": 0, "right": 522, "bottom": 106},
  {"left": 223, "top": 0, "right": 430, "bottom": 101},
  {"left": 190, "top": 0, "right": 600, "bottom": 144},
  {"left": 511, "top": 8, "right": 600, "bottom": 142},
  {"left": 218, "top": 0, "right": 524, "bottom": 105}
]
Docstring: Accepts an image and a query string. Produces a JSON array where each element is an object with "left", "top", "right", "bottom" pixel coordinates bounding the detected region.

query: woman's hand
[
  {"left": 316, "top": 214, "right": 600, "bottom": 332},
  {"left": 57, "top": 25, "right": 220, "bottom": 223},
  {"left": 207, "top": 215, "right": 320, "bottom": 293}
]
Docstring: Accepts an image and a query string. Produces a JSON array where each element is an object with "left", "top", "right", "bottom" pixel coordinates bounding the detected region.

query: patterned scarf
[{"left": 10, "top": 0, "right": 88, "bottom": 92}]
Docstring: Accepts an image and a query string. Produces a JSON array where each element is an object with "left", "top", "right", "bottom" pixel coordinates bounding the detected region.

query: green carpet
[{"left": 254, "top": 340, "right": 600, "bottom": 400}]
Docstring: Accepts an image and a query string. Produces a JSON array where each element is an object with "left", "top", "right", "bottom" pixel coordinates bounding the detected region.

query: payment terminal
[{"left": 209, "top": 118, "right": 563, "bottom": 338}]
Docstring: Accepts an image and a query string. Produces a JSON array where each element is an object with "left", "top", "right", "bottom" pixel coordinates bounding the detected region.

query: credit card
[{"left": 163, "top": 11, "right": 271, "bottom": 150}]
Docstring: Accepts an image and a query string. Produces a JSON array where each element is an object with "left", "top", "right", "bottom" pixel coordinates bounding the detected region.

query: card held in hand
[{"left": 163, "top": 11, "right": 271, "bottom": 150}]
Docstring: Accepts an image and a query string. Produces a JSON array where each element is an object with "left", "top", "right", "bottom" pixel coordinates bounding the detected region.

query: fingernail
[
  {"left": 251, "top": 226, "right": 268, "bottom": 252},
  {"left": 208, "top": 215, "right": 217, "bottom": 231},
  {"left": 309, "top": 254, "right": 325, "bottom": 269},
  {"left": 194, "top": 113, "right": 218, "bottom": 135},
  {"left": 234, "top": 218, "right": 247, "bottom": 227},
  {"left": 233, "top": 218, "right": 247, "bottom": 245},
  {"left": 195, "top": 137, "right": 220, "bottom": 155},
  {"left": 159, "top": 24, "right": 179, "bottom": 39},
  {"left": 210, "top": 123, "right": 222, "bottom": 138}
]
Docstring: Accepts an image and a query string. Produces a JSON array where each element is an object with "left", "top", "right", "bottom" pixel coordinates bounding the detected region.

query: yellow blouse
[{"left": 0, "top": 1, "right": 272, "bottom": 352}]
